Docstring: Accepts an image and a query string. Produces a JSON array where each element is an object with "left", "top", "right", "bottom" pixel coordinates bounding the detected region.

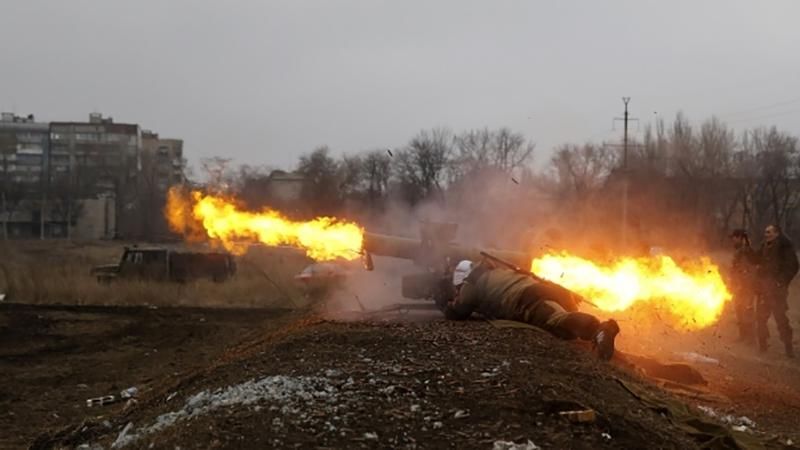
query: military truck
[{"left": 91, "top": 246, "right": 236, "bottom": 283}]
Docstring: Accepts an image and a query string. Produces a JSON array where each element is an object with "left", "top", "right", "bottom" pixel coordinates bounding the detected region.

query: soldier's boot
[{"left": 593, "top": 319, "right": 620, "bottom": 361}]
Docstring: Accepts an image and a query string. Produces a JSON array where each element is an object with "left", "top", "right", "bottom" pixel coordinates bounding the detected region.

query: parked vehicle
[{"left": 91, "top": 246, "right": 236, "bottom": 283}]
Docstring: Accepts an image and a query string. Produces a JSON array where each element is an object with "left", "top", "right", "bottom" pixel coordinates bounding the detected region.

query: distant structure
[
  {"left": 266, "top": 170, "right": 304, "bottom": 204},
  {"left": 0, "top": 113, "right": 51, "bottom": 238},
  {"left": 142, "top": 130, "right": 185, "bottom": 192},
  {"left": 0, "top": 112, "right": 185, "bottom": 240}
]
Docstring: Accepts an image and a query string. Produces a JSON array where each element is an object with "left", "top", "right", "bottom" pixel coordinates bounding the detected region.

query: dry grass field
[{"left": 0, "top": 240, "right": 313, "bottom": 309}]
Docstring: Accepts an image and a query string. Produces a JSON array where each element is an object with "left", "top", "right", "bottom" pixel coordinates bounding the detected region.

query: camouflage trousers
[
  {"left": 515, "top": 285, "right": 600, "bottom": 341},
  {"left": 756, "top": 284, "right": 793, "bottom": 351},
  {"left": 732, "top": 286, "right": 755, "bottom": 341}
]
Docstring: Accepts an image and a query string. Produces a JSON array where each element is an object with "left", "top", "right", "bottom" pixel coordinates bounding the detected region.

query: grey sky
[{"left": 2, "top": 1, "right": 799, "bottom": 171}]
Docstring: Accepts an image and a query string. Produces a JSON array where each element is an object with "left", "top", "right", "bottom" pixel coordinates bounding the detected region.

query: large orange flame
[
  {"left": 166, "top": 187, "right": 364, "bottom": 261},
  {"left": 531, "top": 252, "right": 731, "bottom": 330}
]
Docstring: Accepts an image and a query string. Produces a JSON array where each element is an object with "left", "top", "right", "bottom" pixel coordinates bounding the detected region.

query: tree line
[{"left": 206, "top": 114, "right": 800, "bottom": 252}]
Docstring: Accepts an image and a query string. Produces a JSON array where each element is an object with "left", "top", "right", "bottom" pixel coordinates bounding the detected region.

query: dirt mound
[{"left": 31, "top": 318, "right": 736, "bottom": 449}]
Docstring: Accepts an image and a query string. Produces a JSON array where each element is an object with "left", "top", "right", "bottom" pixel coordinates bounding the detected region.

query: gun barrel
[{"left": 362, "top": 232, "right": 529, "bottom": 267}]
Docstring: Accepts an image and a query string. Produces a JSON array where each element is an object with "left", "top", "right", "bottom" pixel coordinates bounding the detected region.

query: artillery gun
[{"left": 360, "top": 221, "right": 531, "bottom": 312}]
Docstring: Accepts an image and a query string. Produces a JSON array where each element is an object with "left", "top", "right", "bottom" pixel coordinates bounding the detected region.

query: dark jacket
[
  {"left": 445, "top": 264, "right": 536, "bottom": 320},
  {"left": 758, "top": 235, "right": 799, "bottom": 287},
  {"left": 730, "top": 243, "right": 758, "bottom": 291}
]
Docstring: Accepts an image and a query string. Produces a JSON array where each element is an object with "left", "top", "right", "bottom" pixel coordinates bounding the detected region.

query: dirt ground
[
  {"left": 0, "top": 303, "right": 299, "bottom": 449},
  {"left": 3, "top": 301, "right": 795, "bottom": 450},
  {"left": 3, "top": 243, "right": 800, "bottom": 449}
]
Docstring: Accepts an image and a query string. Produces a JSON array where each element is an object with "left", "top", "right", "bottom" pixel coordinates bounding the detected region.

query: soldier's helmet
[{"left": 452, "top": 260, "right": 473, "bottom": 286}]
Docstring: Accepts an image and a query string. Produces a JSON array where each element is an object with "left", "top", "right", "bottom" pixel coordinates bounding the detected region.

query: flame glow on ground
[
  {"left": 531, "top": 253, "right": 732, "bottom": 330},
  {"left": 166, "top": 188, "right": 364, "bottom": 261}
]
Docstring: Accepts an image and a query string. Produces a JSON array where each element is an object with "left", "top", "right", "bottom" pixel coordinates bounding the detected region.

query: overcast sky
[{"left": 2, "top": 1, "right": 799, "bottom": 170}]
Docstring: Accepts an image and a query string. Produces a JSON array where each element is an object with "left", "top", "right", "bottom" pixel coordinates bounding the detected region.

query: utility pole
[{"left": 613, "top": 97, "right": 638, "bottom": 252}]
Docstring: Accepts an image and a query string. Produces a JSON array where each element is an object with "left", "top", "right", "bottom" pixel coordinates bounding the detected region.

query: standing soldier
[
  {"left": 444, "top": 259, "right": 620, "bottom": 360},
  {"left": 756, "top": 225, "right": 798, "bottom": 358},
  {"left": 729, "top": 229, "right": 757, "bottom": 343}
]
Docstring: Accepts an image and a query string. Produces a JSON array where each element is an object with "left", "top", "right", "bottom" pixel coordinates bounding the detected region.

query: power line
[
  {"left": 725, "top": 107, "right": 800, "bottom": 125},
  {"left": 716, "top": 97, "right": 800, "bottom": 119},
  {"left": 612, "top": 98, "right": 638, "bottom": 252}
]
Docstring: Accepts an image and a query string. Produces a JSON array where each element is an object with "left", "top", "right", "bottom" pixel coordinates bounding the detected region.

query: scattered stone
[
  {"left": 492, "top": 439, "right": 541, "bottom": 450},
  {"left": 697, "top": 406, "right": 756, "bottom": 431}
]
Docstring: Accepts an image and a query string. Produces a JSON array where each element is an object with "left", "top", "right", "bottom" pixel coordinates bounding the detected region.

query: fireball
[
  {"left": 531, "top": 252, "right": 731, "bottom": 330},
  {"left": 166, "top": 187, "right": 364, "bottom": 261}
]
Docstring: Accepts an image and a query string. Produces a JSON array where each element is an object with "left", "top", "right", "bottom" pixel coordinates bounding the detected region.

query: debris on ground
[
  {"left": 558, "top": 409, "right": 597, "bottom": 423},
  {"left": 14, "top": 305, "right": 800, "bottom": 449},
  {"left": 110, "top": 375, "right": 338, "bottom": 447},
  {"left": 492, "top": 439, "right": 541, "bottom": 450},
  {"left": 86, "top": 387, "right": 139, "bottom": 408},
  {"left": 697, "top": 405, "right": 757, "bottom": 432},
  {"left": 86, "top": 395, "right": 117, "bottom": 408},
  {"left": 674, "top": 351, "right": 720, "bottom": 365}
]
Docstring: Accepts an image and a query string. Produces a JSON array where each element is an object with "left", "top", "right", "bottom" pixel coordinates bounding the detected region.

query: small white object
[
  {"left": 454, "top": 410, "right": 470, "bottom": 419},
  {"left": 492, "top": 440, "right": 541, "bottom": 450},
  {"left": 432, "top": 421, "right": 443, "bottom": 429},
  {"left": 363, "top": 432, "right": 378, "bottom": 440},
  {"left": 601, "top": 433, "right": 612, "bottom": 440},
  {"left": 452, "top": 260, "right": 474, "bottom": 286},
  {"left": 676, "top": 352, "right": 719, "bottom": 365},
  {"left": 410, "top": 404, "right": 420, "bottom": 413},
  {"left": 120, "top": 387, "right": 139, "bottom": 399}
]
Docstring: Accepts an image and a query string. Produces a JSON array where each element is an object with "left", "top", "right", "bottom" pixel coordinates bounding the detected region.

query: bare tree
[
  {"left": 492, "top": 127, "right": 535, "bottom": 173},
  {"left": 338, "top": 154, "right": 364, "bottom": 199},
  {"left": 451, "top": 127, "right": 535, "bottom": 181},
  {"left": 362, "top": 150, "right": 391, "bottom": 209},
  {"left": 392, "top": 128, "right": 453, "bottom": 205},
  {"left": 739, "top": 127, "right": 800, "bottom": 234},
  {"left": 200, "top": 156, "right": 234, "bottom": 192},
  {"left": 235, "top": 164, "right": 273, "bottom": 209},
  {"left": 549, "top": 143, "right": 616, "bottom": 197},
  {"left": 296, "top": 146, "right": 341, "bottom": 215}
]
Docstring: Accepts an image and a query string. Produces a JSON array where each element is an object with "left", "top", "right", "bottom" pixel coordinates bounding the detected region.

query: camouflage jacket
[
  {"left": 758, "top": 235, "right": 799, "bottom": 287},
  {"left": 730, "top": 244, "right": 757, "bottom": 291},
  {"left": 445, "top": 264, "right": 537, "bottom": 320}
]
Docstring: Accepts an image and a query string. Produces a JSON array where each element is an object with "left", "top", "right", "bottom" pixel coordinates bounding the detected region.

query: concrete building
[
  {"left": 49, "top": 113, "right": 143, "bottom": 239},
  {"left": 0, "top": 112, "right": 185, "bottom": 240},
  {"left": 0, "top": 113, "right": 50, "bottom": 238},
  {"left": 49, "top": 113, "right": 141, "bottom": 194},
  {"left": 0, "top": 113, "right": 50, "bottom": 185},
  {"left": 142, "top": 130, "right": 185, "bottom": 191}
]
